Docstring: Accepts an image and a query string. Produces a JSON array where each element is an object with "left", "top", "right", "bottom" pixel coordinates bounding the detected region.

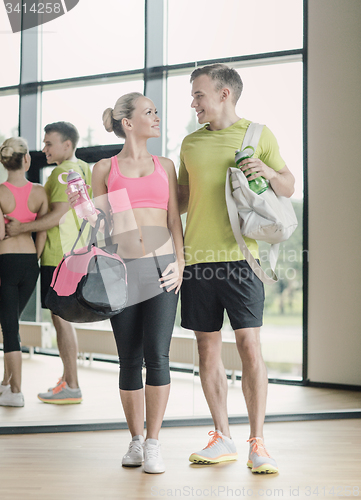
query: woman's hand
[
  {"left": 66, "top": 187, "right": 98, "bottom": 223},
  {"left": 66, "top": 187, "right": 80, "bottom": 210},
  {"left": 159, "top": 260, "right": 184, "bottom": 294}
]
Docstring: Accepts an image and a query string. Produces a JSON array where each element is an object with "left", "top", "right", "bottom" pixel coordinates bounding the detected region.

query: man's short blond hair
[{"left": 190, "top": 63, "right": 243, "bottom": 104}]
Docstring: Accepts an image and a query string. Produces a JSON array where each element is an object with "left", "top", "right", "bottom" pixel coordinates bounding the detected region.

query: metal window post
[
  {"left": 144, "top": 0, "right": 165, "bottom": 156},
  {"left": 19, "top": 25, "right": 40, "bottom": 322}
]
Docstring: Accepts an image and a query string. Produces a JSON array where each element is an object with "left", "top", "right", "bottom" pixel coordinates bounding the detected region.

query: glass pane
[
  {"left": 235, "top": 62, "right": 303, "bottom": 200},
  {"left": 234, "top": 61, "right": 303, "bottom": 381},
  {"left": 166, "top": 73, "right": 200, "bottom": 167},
  {"left": 0, "top": 94, "right": 19, "bottom": 182},
  {"left": 40, "top": 80, "right": 144, "bottom": 148},
  {"left": 0, "top": 11, "right": 21, "bottom": 87},
  {"left": 41, "top": 0, "right": 145, "bottom": 81},
  {"left": 167, "top": 0, "right": 303, "bottom": 65}
]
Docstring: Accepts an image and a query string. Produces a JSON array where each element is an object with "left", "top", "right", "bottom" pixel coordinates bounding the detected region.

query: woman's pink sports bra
[
  {"left": 107, "top": 155, "right": 169, "bottom": 213},
  {"left": 2, "top": 181, "right": 37, "bottom": 224}
]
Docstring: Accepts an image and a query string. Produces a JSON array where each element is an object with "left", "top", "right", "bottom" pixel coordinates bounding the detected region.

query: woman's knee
[
  {"left": 2, "top": 332, "right": 21, "bottom": 353},
  {"left": 119, "top": 355, "right": 144, "bottom": 390},
  {"left": 144, "top": 355, "right": 170, "bottom": 387}
]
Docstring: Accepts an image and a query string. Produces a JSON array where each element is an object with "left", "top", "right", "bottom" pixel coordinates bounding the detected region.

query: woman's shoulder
[
  {"left": 93, "top": 157, "right": 112, "bottom": 171},
  {"left": 31, "top": 182, "right": 47, "bottom": 195},
  {"left": 155, "top": 156, "right": 175, "bottom": 172},
  {"left": 92, "top": 157, "right": 112, "bottom": 177}
]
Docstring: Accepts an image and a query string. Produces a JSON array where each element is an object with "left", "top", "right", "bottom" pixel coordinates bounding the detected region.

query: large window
[
  {"left": 167, "top": 0, "right": 303, "bottom": 64},
  {"left": 40, "top": 0, "right": 145, "bottom": 81},
  {"left": 0, "top": 14, "right": 21, "bottom": 87},
  {"left": 41, "top": 79, "right": 144, "bottom": 148},
  {"left": 0, "top": 0, "right": 306, "bottom": 424}
]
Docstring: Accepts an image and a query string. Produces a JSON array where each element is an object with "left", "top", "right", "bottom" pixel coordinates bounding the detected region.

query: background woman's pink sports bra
[
  {"left": 2, "top": 181, "right": 37, "bottom": 224},
  {"left": 107, "top": 155, "right": 169, "bottom": 213}
]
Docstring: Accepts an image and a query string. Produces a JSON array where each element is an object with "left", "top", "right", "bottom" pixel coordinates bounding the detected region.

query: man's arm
[
  {"left": 0, "top": 207, "right": 5, "bottom": 240},
  {"left": 34, "top": 187, "right": 50, "bottom": 258},
  {"left": 5, "top": 201, "right": 70, "bottom": 237},
  {"left": 268, "top": 165, "right": 295, "bottom": 198},
  {"left": 178, "top": 185, "right": 190, "bottom": 215}
]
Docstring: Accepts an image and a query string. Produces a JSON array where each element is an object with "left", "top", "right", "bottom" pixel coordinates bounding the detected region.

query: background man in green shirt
[
  {"left": 178, "top": 64, "right": 295, "bottom": 473},
  {"left": 6, "top": 122, "right": 92, "bottom": 404}
]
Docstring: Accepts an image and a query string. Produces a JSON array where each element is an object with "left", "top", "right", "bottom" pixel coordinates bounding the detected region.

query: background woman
[
  {"left": 68, "top": 92, "right": 184, "bottom": 474},
  {"left": 0, "top": 137, "right": 48, "bottom": 407}
]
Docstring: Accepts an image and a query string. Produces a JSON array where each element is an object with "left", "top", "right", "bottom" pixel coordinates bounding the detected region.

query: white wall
[{"left": 308, "top": 0, "right": 361, "bottom": 385}]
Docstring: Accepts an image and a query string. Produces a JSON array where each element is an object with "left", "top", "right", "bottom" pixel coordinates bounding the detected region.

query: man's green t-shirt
[
  {"left": 178, "top": 119, "right": 286, "bottom": 266},
  {"left": 41, "top": 159, "right": 93, "bottom": 267}
]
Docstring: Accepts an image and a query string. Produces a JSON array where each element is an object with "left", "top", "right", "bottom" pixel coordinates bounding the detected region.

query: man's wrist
[{"left": 19, "top": 223, "right": 28, "bottom": 234}]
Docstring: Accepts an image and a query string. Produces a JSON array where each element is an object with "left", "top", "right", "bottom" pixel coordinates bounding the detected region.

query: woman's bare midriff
[
  {"left": 0, "top": 232, "right": 37, "bottom": 255},
  {"left": 111, "top": 207, "right": 174, "bottom": 260}
]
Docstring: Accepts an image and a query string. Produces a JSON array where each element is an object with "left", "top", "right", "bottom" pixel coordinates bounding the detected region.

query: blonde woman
[
  {"left": 68, "top": 92, "right": 184, "bottom": 473},
  {"left": 0, "top": 137, "right": 48, "bottom": 406}
]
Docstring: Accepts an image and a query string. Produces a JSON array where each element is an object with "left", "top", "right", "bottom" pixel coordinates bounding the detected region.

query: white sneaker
[
  {"left": 247, "top": 437, "right": 278, "bottom": 473},
  {"left": 0, "top": 386, "right": 24, "bottom": 407},
  {"left": 143, "top": 439, "right": 165, "bottom": 474},
  {"left": 122, "top": 435, "right": 144, "bottom": 467},
  {"left": 0, "top": 383, "right": 10, "bottom": 395},
  {"left": 189, "top": 430, "right": 238, "bottom": 464}
]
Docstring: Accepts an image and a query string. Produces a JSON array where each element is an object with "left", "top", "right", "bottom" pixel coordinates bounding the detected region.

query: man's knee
[
  {"left": 195, "top": 331, "right": 222, "bottom": 364},
  {"left": 51, "top": 312, "right": 75, "bottom": 334},
  {"left": 235, "top": 328, "right": 262, "bottom": 363}
]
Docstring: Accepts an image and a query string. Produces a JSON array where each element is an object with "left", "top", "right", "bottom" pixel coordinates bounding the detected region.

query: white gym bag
[{"left": 225, "top": 123, "right": 298, "bottom": 284}]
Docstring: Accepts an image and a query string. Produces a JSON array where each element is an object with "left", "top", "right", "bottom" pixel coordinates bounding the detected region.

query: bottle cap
[
  {"left": 66, "top": 169, "right": 82, "bottom": 182},
  {"left": 235, "top": 145, "right": 254, "bottom": 162}
]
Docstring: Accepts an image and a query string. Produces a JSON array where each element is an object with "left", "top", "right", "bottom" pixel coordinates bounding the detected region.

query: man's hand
[
  {"left": 5, "top": 216, "right": 22, "bottom": 237},
  {"left": 239, "top": 158, "right": 276, "bottom": 182},
  {"left": 240, "top": 160, "right": 295, "bottom": 198}
]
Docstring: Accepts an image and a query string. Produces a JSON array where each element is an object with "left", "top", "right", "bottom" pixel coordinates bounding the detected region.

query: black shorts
[
  {"left": 40, "top": 265, "right": 56, "bottom": 309},
  {"left": 181, "top": 260, "right": 264, "bottom": 332}
]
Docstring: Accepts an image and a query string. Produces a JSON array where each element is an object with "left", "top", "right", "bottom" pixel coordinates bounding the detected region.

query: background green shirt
[
  {"left": 178, "top": 119, "right": 286, "bottom": 266},
  {"left": 41, "top": 159, "right": 93, "bottom": 267}
]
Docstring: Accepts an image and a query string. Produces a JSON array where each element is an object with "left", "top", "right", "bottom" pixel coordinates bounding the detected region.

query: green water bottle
[{"left": 235, "top": 146, "right": 268, "bottom": 195}]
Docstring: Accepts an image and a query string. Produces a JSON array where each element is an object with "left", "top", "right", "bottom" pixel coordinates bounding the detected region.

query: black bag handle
[
  {"left": 87, "top": 209, "right": 113, "bottom": 250},
  {"left": 70, "top": 209, "right": 112, "bottom": 255}
]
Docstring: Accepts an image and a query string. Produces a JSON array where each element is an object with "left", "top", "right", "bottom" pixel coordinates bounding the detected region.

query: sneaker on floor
[
  {"left": 247, "top": 437, "right": 278, "bottom": 473},
  {"left": 0, "top": 383, "right": 10, "bottom": 395},
  {"left": 38, "top": 381, "right": 82, "bottom": 405},
  {"left": 189, "top": 430, "right": 238, "bottom": 464},
  {"left": 143, "top": 438, "right": 165, "bottom": 474},
  {"left": 122, "top": 435, "right": 144, "bottom": 467},
  {"left": 0, "top": 386, "right": 24, "bottom": 407}
]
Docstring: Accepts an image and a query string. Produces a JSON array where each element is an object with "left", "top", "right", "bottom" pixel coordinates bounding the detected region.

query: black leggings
[
  {"left": 0, "top": 254, "right": 39, "bottom": 353},
  {"left": 111, "top": 254, "right": 179, "bottom": 391}
]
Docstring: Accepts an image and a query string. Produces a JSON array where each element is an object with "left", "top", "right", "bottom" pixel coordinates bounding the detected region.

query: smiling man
[
  {"left": 6, "top": 122, "right": 92, "bottom": 404},
  {"left": 178, "top": 64, "right": 295, "bottom": 473}
]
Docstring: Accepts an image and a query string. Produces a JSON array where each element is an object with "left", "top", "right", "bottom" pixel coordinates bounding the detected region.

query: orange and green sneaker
[
  {"left": 247, "top": 437, "right": 278, "bottom": 473},
  {"left": 38, "top": 381, "right": 82, "bottom": 404}
]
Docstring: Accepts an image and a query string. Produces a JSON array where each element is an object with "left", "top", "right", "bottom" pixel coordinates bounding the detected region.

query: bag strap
[
  {"left": 70, "top": 219, "right": 89, "bottom": 255},
  {"left": 69, "top": 209, "right": 112, "bottom": 255},
  {"left": 87, "top": 209, "right": 112, "bottom": 250},
  {"left": 241, "top": 122, "right": 264, "bottom": 152},
  {"left": 225, "top": 169, "right": 278, "bottom": 284}
]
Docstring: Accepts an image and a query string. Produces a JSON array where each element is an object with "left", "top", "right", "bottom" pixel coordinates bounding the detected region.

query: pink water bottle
[{"left": 58, "top": 169, "right": 95, "bottom": 219}]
